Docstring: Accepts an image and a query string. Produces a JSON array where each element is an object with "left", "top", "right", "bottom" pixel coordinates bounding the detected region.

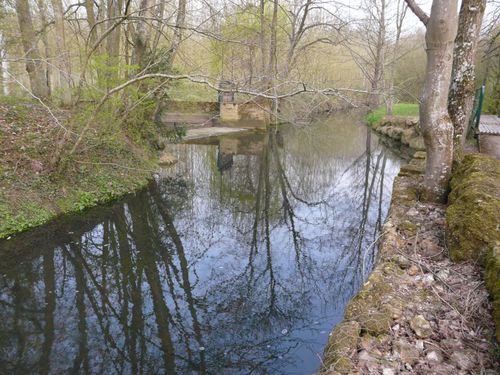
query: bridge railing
[{"left": 467, "top": 85, "right": 485, "bottom": 139}]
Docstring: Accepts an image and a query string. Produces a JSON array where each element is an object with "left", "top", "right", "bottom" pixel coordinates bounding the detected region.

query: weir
[{"left": 158, "top": 99, "right": 270, "bottom": 129}]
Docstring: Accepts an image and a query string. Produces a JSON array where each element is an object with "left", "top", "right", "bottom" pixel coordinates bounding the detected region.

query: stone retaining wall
[
  {"left": 320, "top": 152, "right": 499, "bottom": 374},
  {"left": 371, "top": 116, "right": 425, "bottom": 151},
  {"left": 321, "top": 163, "right": 424, "bottom": 373}
]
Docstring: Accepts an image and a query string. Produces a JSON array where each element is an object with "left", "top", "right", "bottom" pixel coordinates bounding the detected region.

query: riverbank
[
  {"left": 0, "top": 97, "right": 159, "bottom": 239},
  {"left": 321, "top": 151, "right": 499, "bottom": 373}
]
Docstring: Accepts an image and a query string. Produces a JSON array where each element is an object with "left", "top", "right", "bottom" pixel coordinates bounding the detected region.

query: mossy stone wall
[
  {"left": 447, "top": 153, "right": 500, "bottom": 340},
  {"left": 371, "top": 116, "right": 425, "bottom": 151}
]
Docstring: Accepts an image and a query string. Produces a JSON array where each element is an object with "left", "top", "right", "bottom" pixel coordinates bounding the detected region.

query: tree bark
[
  {"left": 15, "top": 0, "right": 50, "bottom": 99},
  {"left": 132, "top": 0, "right": 152, "bottom": 69},
  {"left": 85, "top": 0, "right": 97, "bottom": 42},
  {"left": 106, "top": 0, "right": 122, "bottom": 82},
  {"left": 448, "top": 0, "right": 486, "bottom": 164},
  {"left": 418, "top": 0, "right": 458, "bottom": 202},
  {"left": 405, "top": 0, "right": 429, "bottom": 25}
]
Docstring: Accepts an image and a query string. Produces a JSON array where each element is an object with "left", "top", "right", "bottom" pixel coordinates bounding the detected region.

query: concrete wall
[{"left": 220, "top": 102, "right": 270, "bottom": 127}]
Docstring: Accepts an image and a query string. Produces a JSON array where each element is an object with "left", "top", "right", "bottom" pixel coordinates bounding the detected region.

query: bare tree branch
[{"left": 404, "top": 0, "right": 429, "bottom": 25}]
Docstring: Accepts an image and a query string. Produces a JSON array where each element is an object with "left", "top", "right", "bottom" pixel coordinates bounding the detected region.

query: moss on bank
[
  {"left": 0, "top": 171, "right": 153, "bottom": 239},
  {"left": 0, "top": 96, "right": 160, "bottom": 239},
  {"left": 447, "top": 153, "right": 500, "bottom": 340}
]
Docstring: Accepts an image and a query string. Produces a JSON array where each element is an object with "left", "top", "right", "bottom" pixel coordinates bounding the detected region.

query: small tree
[
  {"left": 448, "top": 0, "right": 487, "bottom": 163},
  {"left": 405, "top": 0, "right": 459, "bottom": 202}
]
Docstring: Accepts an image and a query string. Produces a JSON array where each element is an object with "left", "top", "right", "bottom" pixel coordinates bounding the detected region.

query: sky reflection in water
[{"left": 0, "top": 115, "right": 404, "bottom": 374}]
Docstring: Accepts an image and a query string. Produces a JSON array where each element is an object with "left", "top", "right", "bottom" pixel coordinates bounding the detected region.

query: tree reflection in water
[{"left": 0, "top": 115, "right": 404, "bottom": 374}]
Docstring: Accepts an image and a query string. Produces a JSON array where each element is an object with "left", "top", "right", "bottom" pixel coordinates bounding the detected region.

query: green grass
[
  {"left": 167, "top": 80, "right": 216, "bottom": 102},
  {"left": 366, "top": 103, "right": 419, "bottom": 125}
]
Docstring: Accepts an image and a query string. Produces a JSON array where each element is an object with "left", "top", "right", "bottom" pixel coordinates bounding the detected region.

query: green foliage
[
  {"left": 86, "top": 54, "right": 139, "bottom": 94},
  {"left": 0, "top": 164, "right": 153, "bottom": 238},
  {"left": 0, "top": 202, "right": 52, "bottom": 238},
  {"left": 73, "top": 191, "right": 99, "bottom": 211},
  {"left": 366, "top": 103, "right": 419, "bottom": 125},
  {"left": 483, "top": 77, "right": 499, "bottom": 115},
  {"left": 164, "top": 126, "right": 186, "bottom": 142}
]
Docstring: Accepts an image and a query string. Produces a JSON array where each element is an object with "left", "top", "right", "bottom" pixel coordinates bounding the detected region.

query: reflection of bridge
[
  {"left": 219, "top": 133, "right": 267, "bottom": 170},
  {"left": 188, "top": 131, "right": 269, "bottom": 172},
  {"left": 219, "top": 132, "right": 269, "bottom": 156}
]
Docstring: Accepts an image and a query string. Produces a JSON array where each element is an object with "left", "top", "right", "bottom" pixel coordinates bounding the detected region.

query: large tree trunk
[
  {"left": 106, "top": 0, "right": 122, "bottom": 83},
  {"left": 133, "top": 0, "right": 152, "bottom": 69},
  {"left": 15, "top": 0, "right": 50, "bottom": 99},
  {"left": 52, "top": 0, "right": 73, "bottom": 106},
  {"left": 419, "top": 0, "right": 458, "bottom": 202},
  {"left": 448, "top": 0, "right": 486, "bottom": 164}
]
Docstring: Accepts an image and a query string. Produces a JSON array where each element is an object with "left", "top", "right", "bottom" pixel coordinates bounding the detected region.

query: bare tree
[
  {"left": 36, "top": 0, "right": 51, "bottom": 94},
  {"left": 344, "top": 0, "right": 388, "bottom": 108},
  {"left": 15, "top": 0, "right": 50, "bottom": 98},
  {"left": 51, "top": 0, "right": 72, "bottom": 105},
  {"left": 370, "top": 0, "right": 387, "bottom": 108},
  {"left": 448, "top": 0, "right": 487, "bottom": 163},
  {"left": 405, "top": 0, "right": 458, "bottom": 202},
  {"left": 106, "top": 0, "right": 122, "bottom": 79},
  {"left": 166, "top": 0, "right": 187, "bottom": 67},
  {"left": 386, "top": 0, "right": 408, "bottom": 115}
]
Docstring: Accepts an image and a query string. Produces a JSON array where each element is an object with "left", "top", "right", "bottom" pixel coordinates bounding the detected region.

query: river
[{"left": 0, "top": 113, "right": 405, "bottom": 374}]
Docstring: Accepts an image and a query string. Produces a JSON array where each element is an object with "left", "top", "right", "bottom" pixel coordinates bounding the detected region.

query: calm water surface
[{"left": 0, "top": 115, "right": 404, "bottom": 374}]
